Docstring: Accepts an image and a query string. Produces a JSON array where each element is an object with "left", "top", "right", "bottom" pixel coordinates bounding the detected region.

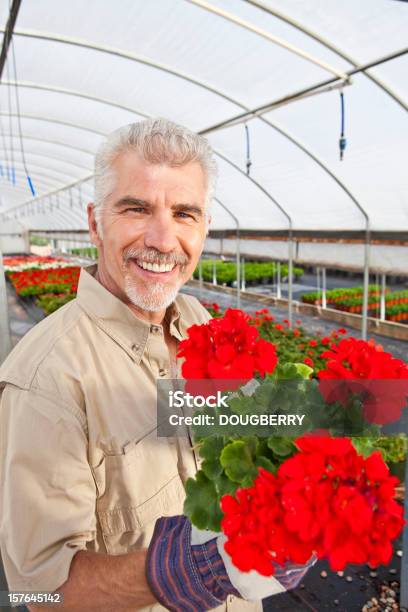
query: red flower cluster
[
  {"left": 250, "top": 308, "right": 274, "bottom": 327},
  {"left": 318, "top": 337, "right": 408, "bottom": 424},
  {"left": 221, "top": 436, "right": 404, "bottom": 575},
  {"left": 178, "top": 309, "right": 277, "bottom": 386}
]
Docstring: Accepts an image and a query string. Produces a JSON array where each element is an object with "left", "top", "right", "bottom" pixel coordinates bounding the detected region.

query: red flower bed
[
  {"left": 318, "top": 337, "right": 408, "bottom": 424},
  {"left": 4, "top": 255, "right": 67, "bottom": 268},
  {"left": 8, "top": 266, "right": 80, "bottom": 296}
]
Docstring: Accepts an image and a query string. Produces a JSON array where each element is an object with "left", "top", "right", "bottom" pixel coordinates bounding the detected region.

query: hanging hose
[
  {"left": 245, "top": 123, "right": 252, "bottom": 175},
  {"left": 339, "top": 90, "right": 347, "bottom": 161},
  {"left": 9, "top": 11, "right": 36, "bottom": 197}
]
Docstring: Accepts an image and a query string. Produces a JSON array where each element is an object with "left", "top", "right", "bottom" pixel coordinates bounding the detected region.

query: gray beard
[{"left": 124, "top": 274, "right": 181, "bottom": 312}]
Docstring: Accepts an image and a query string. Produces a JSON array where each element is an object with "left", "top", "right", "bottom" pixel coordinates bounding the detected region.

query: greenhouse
[{"left": 0, "top": 1, "right": 407, "bottom": 611}]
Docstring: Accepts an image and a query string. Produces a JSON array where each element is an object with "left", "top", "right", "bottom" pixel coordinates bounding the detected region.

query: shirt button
[
  {"left": 151, "top": 325, "right": 162, "bottom": 334},
  {"left": 131, "top": 343, "right": 139, "bottom": 351}
]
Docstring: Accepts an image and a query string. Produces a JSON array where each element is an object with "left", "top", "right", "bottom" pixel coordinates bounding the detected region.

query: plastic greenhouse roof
[{"left": 0, "top": 0, "right": 407, "bottom": 234}]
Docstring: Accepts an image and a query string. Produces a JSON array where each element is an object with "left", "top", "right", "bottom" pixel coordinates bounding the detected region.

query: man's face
[{"left": 88, "top": 150, "right": 208, "bottom": 316}]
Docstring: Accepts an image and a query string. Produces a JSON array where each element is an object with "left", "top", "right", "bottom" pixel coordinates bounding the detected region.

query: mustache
[{"left": 123, "top": 247, "right": 189, "bottom": 267}]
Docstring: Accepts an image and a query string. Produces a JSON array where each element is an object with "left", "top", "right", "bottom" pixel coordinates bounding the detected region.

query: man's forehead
[
  {"left": 112, "top": 150, "right": 204, "bottom": 181},
  {"left": 108, "top": 151, "right": 207, "bottom": 205}
]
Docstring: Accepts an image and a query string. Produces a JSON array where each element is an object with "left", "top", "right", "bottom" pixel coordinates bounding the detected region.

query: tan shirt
[{"left": 0, "top": 265, "right": 260, "bottom": 612}]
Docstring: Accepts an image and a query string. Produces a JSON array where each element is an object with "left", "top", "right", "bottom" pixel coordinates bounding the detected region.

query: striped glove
[{"left": 146, "top": 515, "right": 316, "bottom": 612}]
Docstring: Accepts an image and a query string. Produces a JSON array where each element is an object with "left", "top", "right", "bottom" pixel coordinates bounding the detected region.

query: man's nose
[{"left": 144, "top": 213, "right": 179, "bottom": 253}]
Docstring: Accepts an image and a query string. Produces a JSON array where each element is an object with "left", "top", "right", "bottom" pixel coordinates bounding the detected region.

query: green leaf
[
  {"left": 199, "top": 436, "right": 225, "bottom": 480},
  {"left": 215, "top": 472, "right": 239, "bottom": 498},
  {"left": 267, "top": 437, "right": 295, "bottom": 457},
  {"left": 352, "top": 437, "right": 376, "bottom": 458},
  {"left": 293, "top": 363, "right": 314, "bottom": 379},
  {"left": 253, "top": 382, "right": 276, "bottom": 409},
  {"left": 272, "top": 363, "right": 299, "bottom": 380},
  {"left": 255, "top": 456, "right": 277, "bottom": 474},
  {"left": 183, "top": 471, "right": 223, "bottom": 531},
  {"left": 228, "top": 395, "right": 256, "bottom": 415},
  {"left": 220, "top": 440, "right": 258, "bottom": 484}
]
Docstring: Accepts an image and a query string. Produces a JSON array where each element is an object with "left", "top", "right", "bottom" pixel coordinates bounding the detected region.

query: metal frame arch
[
  {"left": 244, "top": 0, "right": 408, "bottom": 112},
  {"left": 0, "top": 130, "right": 96, "bottom": 156},
  {"left": 0, "top": 110, "right": 105, "bottom": 137},
  {"left": 214, "top": 150, "right": 292, "bottom": 229},
  {"left": 44, "top": 200, "right": 87, "bottom": 229},
  {"left": 0, "top": 176, "right": 57, "bottom": 195},
  {"left": 0, "top": 158, "right": 83, "bottom": 183},
  {"left": 0, "top": 147, "right": 93, "bottom": 173},
  {"left": 0, "top": 79, "right": 151, "bottom": 118},
  {"left": 1, "top": 174, "right": 94, "bottom": 217},
  {"left": 2, "top": 29, "right": 371, "bottom": 224},
  {"left": 0, "top": 172, "right": 62, "bottom": 191},
  {"left": 186, "top": 0, "right": 349, "bottom": 80},
  {"left": 26, "top": 195, "right": 88, "bottom": 229},
  {"left": 0, "top": 106, "right": 367, "bottom": 227},
  {"left": 7, "top": 28, "right": 243, "bottom": 109},
  {"left": 22, "top": 174, "right": 94, "bottom": 207}
]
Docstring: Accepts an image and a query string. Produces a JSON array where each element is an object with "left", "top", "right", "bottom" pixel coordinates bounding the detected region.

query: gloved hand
[{"left": 146, "top": 515, "right": 316, "bottom": 612}]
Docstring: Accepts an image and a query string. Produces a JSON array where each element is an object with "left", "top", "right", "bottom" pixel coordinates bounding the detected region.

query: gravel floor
[{"left": 262, "top": 541, "right": 404, "bottom": 612}]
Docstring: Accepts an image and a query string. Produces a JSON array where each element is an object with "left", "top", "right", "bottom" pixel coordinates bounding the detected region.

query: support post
[
  {"left": 380, "top": 274, "right": 386, "bottom": 321},
  {"left": 236, "top": 234, "right": 241, "bottom": 309},
  {"left": 0, "top": 247, "right": 12, "bottom": 363},
  {"left": 287, "top": 231, "right": 293, "bottom": 326},
  {"left": 361, "top": 232, "right": 370, "bottom": 341},
  {"left": 322, "top": 267, "right": 327, "bottom": 309},
  {"left": 241, "top": 257, "right": 246, "bottom": 291},
  {"left": 214, "top": 198, "right": 240, "bottom": 308},
  {"left": 276, "top": 262, "right": 281, "bottom": 299},
  {"left": 198, "top": 258, "right": 203, "bottom": 301},
  {"left": 212, "top": 259, "right": 217, "bottom": 286}
]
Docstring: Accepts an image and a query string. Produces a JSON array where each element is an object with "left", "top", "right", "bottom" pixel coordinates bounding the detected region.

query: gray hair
[{"left": 93, "top": 118, "right": 217, "bottom": 232}]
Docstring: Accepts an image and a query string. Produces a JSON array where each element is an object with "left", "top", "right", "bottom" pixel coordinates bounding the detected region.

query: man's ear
[{"left": 87, "top": 203, "right": 102, "bottom": 247}]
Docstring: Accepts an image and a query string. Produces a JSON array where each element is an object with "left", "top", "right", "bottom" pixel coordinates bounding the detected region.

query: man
[{"left": 0, "top": 119, "right": 312, "bottom": 611}]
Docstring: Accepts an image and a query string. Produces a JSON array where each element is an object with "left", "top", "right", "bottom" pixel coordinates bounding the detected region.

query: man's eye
[
  {"left": 124, "top": 207, "right": 145, "bottom": 213},
  {"left": 176, "top": 211, "right": 195, "bottom": 220}
]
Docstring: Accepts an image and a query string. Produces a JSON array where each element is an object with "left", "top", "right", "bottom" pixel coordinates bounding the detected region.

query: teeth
[{"left": 136, "top": 260, "right": 175, "bottom": 273}]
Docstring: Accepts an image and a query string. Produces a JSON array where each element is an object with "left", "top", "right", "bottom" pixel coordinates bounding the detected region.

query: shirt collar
[{"left": 76, "top": 264, "right": 184, "bottom": 363}]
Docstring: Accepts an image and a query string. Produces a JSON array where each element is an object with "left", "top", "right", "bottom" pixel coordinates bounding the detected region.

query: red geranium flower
[
  {"left": 221, "top": 437, "right": 404, "bottom": 575},
  {"left": 178, "top": 309, "right": 277, "bottom": 390}
]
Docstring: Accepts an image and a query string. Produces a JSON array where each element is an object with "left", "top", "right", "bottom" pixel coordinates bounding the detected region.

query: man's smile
[{"left": 128, "top": 257, "right": 180, "bottom": 279}]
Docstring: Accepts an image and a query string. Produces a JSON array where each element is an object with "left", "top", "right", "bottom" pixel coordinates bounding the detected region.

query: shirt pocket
[{"left": 91, "top": 431, "right": 186, "bottom": 554}]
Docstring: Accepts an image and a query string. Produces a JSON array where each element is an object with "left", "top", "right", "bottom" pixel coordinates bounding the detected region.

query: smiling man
[{"left": 0, "top": 119, "right": 312, "bottom": 612}]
